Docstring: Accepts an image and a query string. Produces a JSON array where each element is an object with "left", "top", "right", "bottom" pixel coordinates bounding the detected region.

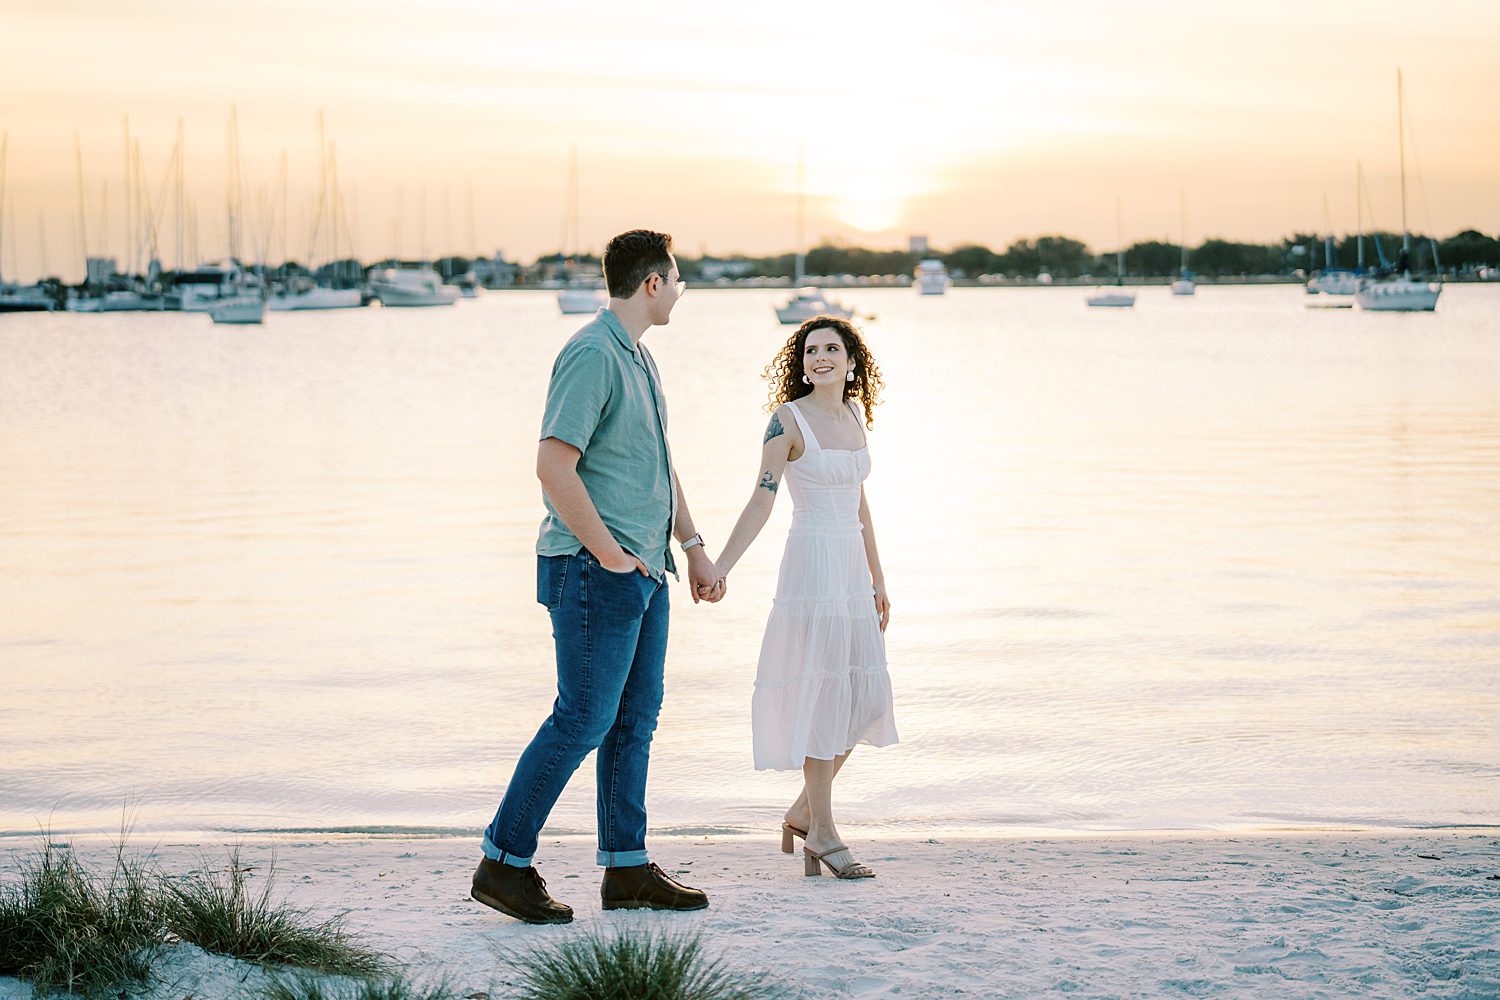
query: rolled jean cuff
[
  {"left": 481, "top": 836, "right": 533, "bottom": 868},
  {"left": 596, "top": 848, "right": 649, "bottom": 868}
]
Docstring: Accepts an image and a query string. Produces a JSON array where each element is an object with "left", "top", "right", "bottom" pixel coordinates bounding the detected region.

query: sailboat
[
  {"left": 1087, "top": 198, "right": 1136, "bottom": 308},
  {"left": 776, "top": 145, "right": 853, "bottom": 324},
  {"left": 0, "top": 139, "right": 55, "bottom": 309},
  {"left": 1355, "top": 71, "right": 1441, "bottom": 312},
  {"left": 1305, "top": 185, "right": 1361, "bottom": 307},
  {"left": 209, "top": 108, "right": 266, "bottom": 325},
  {"left": 1170, "top": 190, "right": 1195, "bottom": 296},
  {"left": 556, "top": 146, "right": 605, "bottom": 316},
  {"left": 271, "top": 116, "right": 362, "bottom": 311}
]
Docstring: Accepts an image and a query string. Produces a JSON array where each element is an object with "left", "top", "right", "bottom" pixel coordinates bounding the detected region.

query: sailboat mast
[
  {"left": 175, "top": 118, "right": 185, "bottom": 271},
  {"left": 74, "top": 131, "right": 89, "bottom": 278},
  {"left": 1322, "top": 192, "right": 1334, "bottom": 270},
  {"left": 1355, "top": 163, "right": 1365, "bottom": 271},
  {"left": 1115, "top": 196, "right": 1124, "bottom": 285},
  {"left": 466, "top": 177, "right": 476, "bottom": 260},
  {"left": 794, "top": 143, "right": 805, "bottom": 286},
  {"left": 328, "top": 141, "right": 339, "bottom": 270},
  {"left": 123, "top": 115, "right": 133, "bottom": 278},
  {"left": 39, "top": 212, "right": 50, "bottom": 279},
  {"left": 1397, "top": 69, "right": 1409, "bottom": 258},
  {"left": 1178, "top": 189, "right": 1187, "bottom": 273},
  {"left": 0, "top": 130, "right": 7, "bottom": 285},
  {"left": 569, "top": 145, "right": 581, "bottom": 258}
]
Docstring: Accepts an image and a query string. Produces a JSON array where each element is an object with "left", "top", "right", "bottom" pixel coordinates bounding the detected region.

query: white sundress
[{"left": 751, "top": 398, "right": 899, "bottom": 771}]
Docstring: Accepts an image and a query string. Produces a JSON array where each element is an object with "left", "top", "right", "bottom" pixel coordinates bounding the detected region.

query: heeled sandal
[
  {"left": 780, "top": 822, "right": 808, "bottom": 855},
  {"left": 803, "top": 844, "right": 876, "bottom": 879}
]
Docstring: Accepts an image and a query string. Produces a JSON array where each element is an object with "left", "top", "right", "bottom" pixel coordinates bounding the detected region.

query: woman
[{"left": 713, "top": 316, "right": 897, "bottom": 880}]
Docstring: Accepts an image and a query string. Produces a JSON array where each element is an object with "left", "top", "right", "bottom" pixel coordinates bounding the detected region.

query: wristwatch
[{"left": 682, "top": 533, "right": 705, "bottom": 551}]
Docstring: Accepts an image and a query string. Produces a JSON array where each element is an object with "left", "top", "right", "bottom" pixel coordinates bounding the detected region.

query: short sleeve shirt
[{"left": 536, "top": 309, "right": 677, "bottom": 579}]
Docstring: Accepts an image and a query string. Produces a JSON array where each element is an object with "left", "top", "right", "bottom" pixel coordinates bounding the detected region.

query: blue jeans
[{"left": 482, "top": 550, "right": 668, "bottom": 868}]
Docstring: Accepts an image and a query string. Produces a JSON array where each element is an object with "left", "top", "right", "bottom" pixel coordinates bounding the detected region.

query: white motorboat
[
  {"left": 1085, "top": 289, "right": 1136, "bottom": 308},
  {"left": 776, "top": 287, "right": 854, "bottom": 325},
  {"left": 914, "top": 259, "right": 949, "bottom": 295},
  {"left": 371, "top": 265, "right": 459, "bottom": 307},
  {"left": 557, "top": 285, "right": 605, "bottom": 315},
  {"left": 1170, "top": 277, "right": 1196, "bottom": 296},
  {"left": 209, "top": 294, "right": 266, "bottom": 325},
  {"left": 268, "top": 281, "right": 364, "bottom": 311}
]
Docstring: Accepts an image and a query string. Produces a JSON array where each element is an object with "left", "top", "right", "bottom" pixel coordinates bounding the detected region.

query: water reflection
[{"left": 1, "top": 286, "right": 1497, "bottom": 835}]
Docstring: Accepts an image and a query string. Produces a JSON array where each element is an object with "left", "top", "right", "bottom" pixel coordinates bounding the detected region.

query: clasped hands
[{"left": 687, "top": 547, "right": 727, "bottom": 605}]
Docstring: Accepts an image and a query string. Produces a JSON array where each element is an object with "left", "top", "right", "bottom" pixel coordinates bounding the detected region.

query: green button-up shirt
[{"left": 536, "top": 309, "right": 678, "bottom": 580}]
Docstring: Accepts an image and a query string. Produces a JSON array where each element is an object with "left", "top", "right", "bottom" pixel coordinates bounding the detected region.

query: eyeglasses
[{"left": 653, "top": 273, "right": 687, "bottom": 296}]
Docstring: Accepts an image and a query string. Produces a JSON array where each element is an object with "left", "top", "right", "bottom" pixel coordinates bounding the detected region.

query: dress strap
[
  {"left": 783, "top": 400, "right": 820, "bottom": 452},
  {"left": 845, "top": 398, "right": 868, "bottom": 448}
]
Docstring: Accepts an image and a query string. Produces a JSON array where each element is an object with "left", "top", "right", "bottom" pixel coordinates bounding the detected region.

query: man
[{"left": 472, "top": 229, "right": 724, "bottom": 924}]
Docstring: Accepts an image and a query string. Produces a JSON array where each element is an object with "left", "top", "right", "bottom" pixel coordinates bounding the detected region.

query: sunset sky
[{"left": 2, "top": 0, "right": 1498, "bottom": 281}]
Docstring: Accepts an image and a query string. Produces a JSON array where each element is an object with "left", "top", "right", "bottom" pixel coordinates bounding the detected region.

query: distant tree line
[{"left": 678, "top": 229, "right": 1500, "bottom": 280}]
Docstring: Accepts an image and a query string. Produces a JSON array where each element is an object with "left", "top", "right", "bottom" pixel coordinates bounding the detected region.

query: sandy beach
[{"left": 3, "top": 829, "right": 1497, "bottom": 998}]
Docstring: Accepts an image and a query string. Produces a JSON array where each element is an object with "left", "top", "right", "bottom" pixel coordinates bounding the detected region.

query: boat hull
[
  {"left": 374, "top": 286, "right": 459, "bottom": 307},
  {"left": 557, "top": 288, "right": 605, "bottom": 314},
  {"left": 1355, "top": 280, "right": 1440, "bottom": 312},
  {"left": 268, "top": 287, "right": 364, "bottom": 311},
  {"left": 209, "top": 296, "right": 267, "bottom": 324},
  {"left": 1086, "top": 290, "right": 1136, "bottom": 308},
  {"left": 1307, "top": 272, "right": 1361, "bottom": 296},
  {"left": 776, "top": 302, "right": 854, "bottom": 324}
]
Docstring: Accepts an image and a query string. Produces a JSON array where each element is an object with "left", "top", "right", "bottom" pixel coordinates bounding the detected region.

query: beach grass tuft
[
  {"left": 0, "top": 839, "right": 164, "bottom": 998},
  {"left": 165, "top": 847, "right": 387, "bottom": 978},
  {"left": 262, "top": 971, "right": 460, "bottom": 1000},
  {"left": 508, "top": 927, "right": 783, "bottom": 1000}
]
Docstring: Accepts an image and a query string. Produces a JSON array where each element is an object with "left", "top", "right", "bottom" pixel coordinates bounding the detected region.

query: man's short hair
[{"left": 603, "top": 230, "right": 673, "bottom": 299}]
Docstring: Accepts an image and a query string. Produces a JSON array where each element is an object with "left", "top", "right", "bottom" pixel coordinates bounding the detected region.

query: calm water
[{"left": 2, "top": 286, "right": 1498, "bottom": 838}]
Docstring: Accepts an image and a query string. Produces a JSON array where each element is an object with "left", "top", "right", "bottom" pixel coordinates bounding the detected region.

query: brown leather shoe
[
  {"left": 470, "top": 858, "right": 573, "bottom": 924},
  {"left": 600, "top": 862, "right": 709, "bottom": 912}
]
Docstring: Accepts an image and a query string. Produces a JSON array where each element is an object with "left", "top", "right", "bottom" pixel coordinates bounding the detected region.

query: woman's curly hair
[{"left": 764, "top": 315, "right": 884, "bottom": 428}]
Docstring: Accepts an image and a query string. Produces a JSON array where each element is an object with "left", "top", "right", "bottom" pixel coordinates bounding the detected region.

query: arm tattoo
[
  {"left": 758, "top": 471, "right": 778, "bottom": 494},
  {"left": 763, "top": 413, "right": 785, "bottom": 443}
]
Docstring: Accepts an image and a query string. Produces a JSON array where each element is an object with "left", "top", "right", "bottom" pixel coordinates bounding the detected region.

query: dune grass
[
  {"left": 0, "top": 839, "right": 164, "bottom": 998},
  {"left": 164, "top": 846, "right": 387, "bottom": 978},
  {"left": 0, "top": 837, "right": 391, "bottom": 996},
  {"left": 508, "top": 927, "right": 784, "bottom": 1000},
  {"left": 261, "top": 971, "right": 459, "bottom": 1000}
]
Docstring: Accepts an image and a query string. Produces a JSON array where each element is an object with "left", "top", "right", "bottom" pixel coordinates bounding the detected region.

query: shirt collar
[{"left": 597, "top": 308, "right": 637, "bottom": 355}]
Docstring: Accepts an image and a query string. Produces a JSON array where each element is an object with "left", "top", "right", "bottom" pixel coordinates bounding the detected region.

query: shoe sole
[
  {"left": 471, "top": 886, "right": 573, "bottom": 924},
  {"left": 601, "top": 898, "right": 710, "bottom": 912}
]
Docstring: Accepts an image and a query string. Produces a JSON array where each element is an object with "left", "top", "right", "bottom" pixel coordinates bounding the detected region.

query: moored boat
[
  {"left": 557, "top": 285, "right": 605, "bottom": 314},
  {"left": 371, "top": 264, "right": 459, "bottom": 307},
  {"left": 776, "top": 287, "right": 854, "bottom": 325},
  {"left": 915, "top": 259, "right": 949, "bottom": 295},
  {"left": 209, "top": 294, "right": 266, "bottom": 324}
]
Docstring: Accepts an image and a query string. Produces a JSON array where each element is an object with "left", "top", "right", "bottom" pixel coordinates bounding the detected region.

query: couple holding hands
[{"left": 471, "top": 229, "right": 898, "bottom": 925}]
